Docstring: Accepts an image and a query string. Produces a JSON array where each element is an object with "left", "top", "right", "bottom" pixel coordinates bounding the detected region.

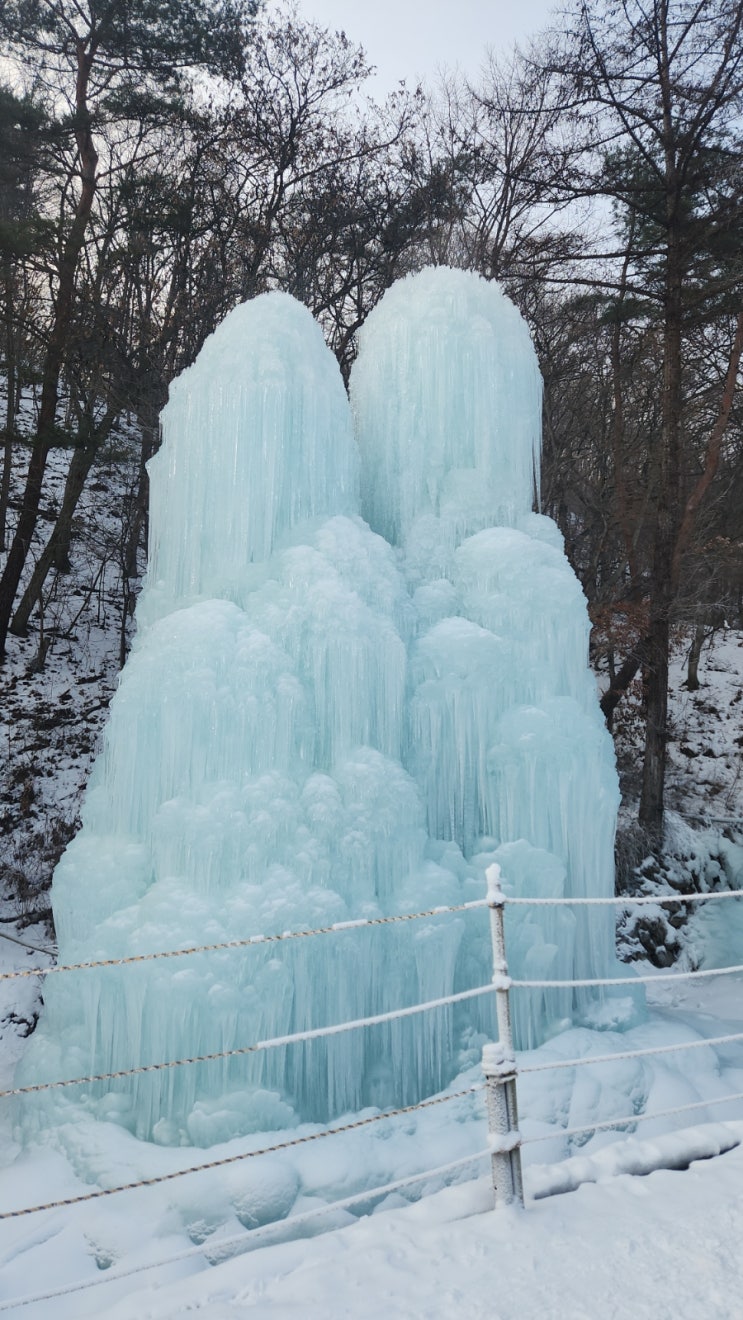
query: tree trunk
[
  {"left": 0, "top": 39, "right": 98, "bottom": 659},
  {"left": 600, "top": 634, "right": 649, "bottom": 724},
  {"left": 0, "top": 255, "right": 17, "bottom": 550},
  {"left": 126, "top": 408, "right": 161, "bottom": 575},
  {"left": 686, "top": 622, "right": 706, "bottom": 691},
  {"left": 638, "top": 24, "right": 683, "bottom": 837},
  {"left": 639, "top": 606, "right": 670, "bottom": 835},
  {"left": 609, "top": 223, "right": 642, "bottom": 593},
  {"left": 10, "top": 441, "right": 99, "bottom": 636}
]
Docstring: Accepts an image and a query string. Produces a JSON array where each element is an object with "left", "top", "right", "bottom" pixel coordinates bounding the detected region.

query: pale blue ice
[{"left": 18, "top": 269, "right": 636, "bottom": 1146}]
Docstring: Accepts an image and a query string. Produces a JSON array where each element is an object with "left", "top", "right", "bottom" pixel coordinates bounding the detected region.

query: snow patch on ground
[{"left": 7, "top": 1124, "right": 743, "bottom": 1319}]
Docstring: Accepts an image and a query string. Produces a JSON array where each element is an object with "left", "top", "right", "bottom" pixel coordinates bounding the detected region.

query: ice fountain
[{"left": 18, "top": 269, "right": 632, "bottom": 1147}]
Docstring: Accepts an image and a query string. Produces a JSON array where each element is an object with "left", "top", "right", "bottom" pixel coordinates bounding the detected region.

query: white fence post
[{"left": 483, "top": 863, "right": 524, "bottom": 1208}]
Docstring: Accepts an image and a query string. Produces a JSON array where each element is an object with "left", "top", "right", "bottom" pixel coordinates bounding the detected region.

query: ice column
[
  {"left": 351, "top": 267, "right": 637, "bottom": 1035},
  {"left": 19, "top": 273, "right": 638, "bottom": 1156},
  {"left": 18, "top": 293, "right": 468, "bottom": 1144}
]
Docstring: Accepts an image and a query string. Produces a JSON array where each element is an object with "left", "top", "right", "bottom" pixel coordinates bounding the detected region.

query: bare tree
[
  {"left": 433, "top": 49, "right": 579, "bottom": 286},
  {"left": 0, "top": 0, "right": 256, "bottom": 659},
  {"left": 545, "top": 0, "right": 743, "bottom": 834}
]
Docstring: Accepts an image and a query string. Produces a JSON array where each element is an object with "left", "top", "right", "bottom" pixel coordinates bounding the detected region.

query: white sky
[{"left": 281, "top": 1, "right": 562, "bottom": 91}]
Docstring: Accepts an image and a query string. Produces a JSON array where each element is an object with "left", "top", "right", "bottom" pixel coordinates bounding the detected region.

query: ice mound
[
  {"left": 139, "top": 293, "right": 359, "bottom": 628},
  {"left": 19, "top": 270, "right": 638, "bottom": 1152},
  {"left": 350, "top": 265, "right": 541, "bottom": 553}
]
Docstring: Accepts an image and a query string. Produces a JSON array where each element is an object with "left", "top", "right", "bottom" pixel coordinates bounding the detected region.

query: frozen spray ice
[{"left": 19, "top": 271, "right": 636, "bottom": 1147}]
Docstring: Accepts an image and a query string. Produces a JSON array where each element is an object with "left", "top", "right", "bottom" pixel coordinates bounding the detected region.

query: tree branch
[{"left": 671, "top": 306, "right": 743, "bottom": 590}]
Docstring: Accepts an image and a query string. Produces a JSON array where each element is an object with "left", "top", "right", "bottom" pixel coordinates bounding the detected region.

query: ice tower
[
  {"left": 18, "top": 270, "right": 634, "bottom": 1151},
  {"left": 350, "top": 269, "right": 630, "bottom": 1045}
]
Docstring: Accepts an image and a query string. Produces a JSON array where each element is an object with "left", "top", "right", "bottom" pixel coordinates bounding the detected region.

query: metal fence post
[{"left": 483, "top": 862, "right": 524, "bottom": 1208}]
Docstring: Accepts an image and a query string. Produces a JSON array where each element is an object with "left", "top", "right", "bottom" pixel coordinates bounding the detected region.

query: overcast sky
[{"left": 283, "top": 1, "right": 562, "bottom": 91}]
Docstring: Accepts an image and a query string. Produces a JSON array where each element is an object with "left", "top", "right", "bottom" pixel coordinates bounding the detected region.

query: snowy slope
[{"left": 612, "top": 627, "right": 743, "bottom": 824}]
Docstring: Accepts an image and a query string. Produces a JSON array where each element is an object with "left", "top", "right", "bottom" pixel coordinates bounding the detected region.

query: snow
[
  {"left": 612, "top": 628, "right": 743, "bottom": 824},
  {"left": 4, "top": 1114, "right": 743, "bottom": 1316},
  {"left": 96, "top": 1132, "right": 743, "bottom": 1320}
]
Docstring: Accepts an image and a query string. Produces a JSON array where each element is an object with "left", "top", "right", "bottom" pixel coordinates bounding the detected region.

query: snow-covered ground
[
  {"left": 2, "top": 947, "right": 743, "bottom": 1316},
  {"left": 613, "top": 627, "right": 743, "bottom": 825},
  {"left": 2, "top": 1105, "right": 743, "bottom": 1318},
  {"left": 99, "top": 1127, "right": 743, "bottom": 1320},
  {"left": 1, "top": 433, "right": 139, "bottom": 918}
]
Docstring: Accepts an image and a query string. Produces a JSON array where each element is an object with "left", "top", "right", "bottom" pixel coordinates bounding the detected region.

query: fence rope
[
  {"left": 2, "top": 876, "right": 741, "bottom": 1238},
  {"left": 0, "top": 899, "right": 489, "bottom": 984},
  {"left": 511, "top": 962, "right": 743, "bottom": 989},
  {"left": 0, "top": 1149, "right": 491, "bottom": 1314},
  {"left": 1, "top": 985, "right": 497, "bottom": 1100},
  {"left": 518, "top": 1030, "right": 743, "bottom": 1075},
  {"left": 523, "top": 1089, "right": 743, "bottom": 1145},
  {"left": 502, "top": 889, "right": 743, "bottom": 906},
  {"left": 2, "top": 889, "right": 741, "bottom": 984},
  {"left": 0, "top": 1085, "right": 485, "bottom": 1221}
]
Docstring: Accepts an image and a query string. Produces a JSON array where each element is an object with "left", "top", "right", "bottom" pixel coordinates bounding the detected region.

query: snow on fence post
[{"left": 483, "top": 863, "right": 524, "bottom": 1208}]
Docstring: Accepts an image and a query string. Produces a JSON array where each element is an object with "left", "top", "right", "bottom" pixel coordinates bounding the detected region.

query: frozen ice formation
[
  {"left": 350, "top": 267, "right": 542, "bottom": 551},
  {"left": 19, "top": 269, "right": 636, "bottom": 1148}
]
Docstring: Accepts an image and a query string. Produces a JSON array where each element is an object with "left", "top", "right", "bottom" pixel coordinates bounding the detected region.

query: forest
[{"left": 1, "top": 0, "right": 742, "bottom": 912}]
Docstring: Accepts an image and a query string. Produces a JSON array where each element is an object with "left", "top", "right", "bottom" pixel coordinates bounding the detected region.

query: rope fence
[
  {"left": 0, "top": 983, "right": 498, "bottom": 1100},
  {"left": 503, "top": 890, "right": 743, "bottom": 905},
  {"left": 522, "top": 1090, "right": 743, "bottom": 1146},
  {"left": 518, "top": 1029, "right": 743, "bottom": 1074},
  {"left": 1, "top": 865, "right": 742, "bottom": 1304},
  {"left": 5, "top": 968, "right": 742, "bottom": 1098},
  {"left": 0, "top": 1085, "right": 485, "bottom": 1222},
  {"left": 2, "top": 878, "right": 742, "bottom": 1110},
  {"left": 480, "top": 866, "right": 743, "bottom": 1206},
  {"left": 509, "top": 963, "right": 743, "bottom": 989},
  {"left": 3, "top": 885, "right": 741, "bottom": 984},
  {"left": 0, "top": 898, "right": 490, "bottom": 982}
]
